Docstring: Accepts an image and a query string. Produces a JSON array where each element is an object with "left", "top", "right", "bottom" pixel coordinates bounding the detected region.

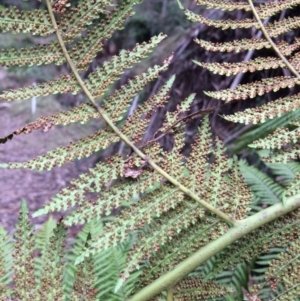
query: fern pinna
[{"left": 0, "top": 0, "right": 300, "bottom": 300}]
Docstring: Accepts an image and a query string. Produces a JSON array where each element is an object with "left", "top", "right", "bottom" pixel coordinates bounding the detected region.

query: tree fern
[{"left": 1, "top": 0, "right": 300, "bottom": 300}]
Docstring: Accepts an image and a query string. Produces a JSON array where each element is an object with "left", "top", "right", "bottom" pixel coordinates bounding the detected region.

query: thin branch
[
  {"left": 248, "top": 0, "right": 300, "bottom": 79},
  {"left": 45, "top": 0, "right": 236, "bottom": 226}
]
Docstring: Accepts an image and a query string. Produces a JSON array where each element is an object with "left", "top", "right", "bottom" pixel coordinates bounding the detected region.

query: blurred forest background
[{"left": 0, "top": 0, "right": 298, "bottom": 232}]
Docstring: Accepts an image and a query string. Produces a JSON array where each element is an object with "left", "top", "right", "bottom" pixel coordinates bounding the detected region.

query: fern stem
[
  {"left": 45, "top": 0, "right": 235, "bottom": 226},
  {"left": 166, "top": 288, "right": 174, "bottom": 301},
  {"left": 129, "top": 194, "right": 300, "bottom": 301},
  {"left": 247, "top": 0, "right": 300, "bottom": 79}
]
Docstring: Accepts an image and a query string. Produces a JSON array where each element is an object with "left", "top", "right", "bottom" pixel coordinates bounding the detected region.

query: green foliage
[
  {"left": 1, "top": 0, "right": 300, "bottom": 301},
  {"left": 0, "top": 201, "right": 139, "bottom": 300}
]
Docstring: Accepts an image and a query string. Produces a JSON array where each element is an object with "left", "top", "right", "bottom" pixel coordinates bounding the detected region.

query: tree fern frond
[
  {"left": 0, "top": 42, "right": 63, "bottom": 67},
  {"left": 223, "top": 93, "right": 300, "bottom": 124},
  {"left": 122, "top": 73, "right": 175, "bottom": 141},
  {"left": 64, "top": 222, "right": 94, "bottom": 299},
  {"left": 123, "top": 203, "right": 204, "bottom": 278},
  {"left": 283, "top": 173, "right": 300, "bottom": 203},
  {"left": 36, "top": 222, "right": 67, "bottom": 300},
  {"left": 0, "top": 226, "right": 13, "bottom": 297},
  {"left": 0, "top": 34, "right": 165, "bottom": 101},
  {"left": 249, "top": 241, "right": 300, "bottom": 301},
  {"left": 184, "top": 10, "right": 258, "bottom": 30},
  {"left": 65, "top": 171, "right": 163, "bottom": 226},
  {"left": 0, "top": 74, "right": 79, "bottom": 101},
  {"left": 0, "top": 6, "right": 53, "bottom": 35},
  {"left": 90, "top": 188, "right": 184, "bottom": 249},
  {"left": 33, "top": 155, "right": 124, "bottom": 216},
  {"left": 64, "top": 219, "right": 103, "bottom": 300},
  {"left": 5, "top": 129, "right": 118, "bottom": 170},
  {"left": 172, "top": 277, "right": 234, "bottom": 301},
  {"left": 12, "top": 201, "right": 36, "bottom": 300},
  {"left": 240, "top": 163, "right": 283, "bottom": 205},
  {"left": 140, "top": 218, "right": 225, "bottom": 284},
  {"left": 59, "top": 0, "right": 113, "bottom": 42},
  {"left": 93, "top": 242, "right": 141, "bottom": 301},
  {"left": 183, "top": 116, "right": 211, "bottom": 193},
  {"left": 195, "top": 0, "right": 251, "bottom": 12},
  {"left": 86, "top": 33, "right": 167, "bottom": 99},
  {"left": 3, "top": 61, "right": 171, "bottom": 142},
  {"left": 194, "top": 38, "right": 299, "bottom": 55},
  {"left": 203, "top": 210, "right": 300, "bottom": 281},
  {"left": 71, "top": 0, "right": 143, "bottom": 70},
  {"left": 195, "top": 57, "right": 287, "bottom": 76},
  {"left": 251, "top": 128, "right": 300, "bottom": 149},
  {"left": 196, "top": 0, "right": 300, "bottom": 19},
  {"left": 265, "top": 16, "right": 300, "bottom": 38},
  {"left": 257, "top": 0, "right": 300, "bottom": 19},
  {"left": 268, "top": 162, "right": 300, "bottom": 185},
  {"left": 262, "top": 145, "right": 300, "bottom": 163},
  {"left": 250, "top": 127, "right": 300, "bottom": 149},
  {"left": 70, "top": 256, "right": 98, "bottom": 301},
  {"left": 215, "top": 262, "right": 249, "bottom": 300},
  {"left": 205, "top": 76, "right": 299, "bottom": 102},
  {"left": 34, "top": 217, "right": 56, "bottom": 284}
]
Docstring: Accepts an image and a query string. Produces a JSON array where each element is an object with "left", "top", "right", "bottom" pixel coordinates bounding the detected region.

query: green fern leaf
[
  {"left": 0, "top": 226, "right": 13, "bottom": 298},
  {"left": 12, "top": 201, "right": 36, "bottom": 300},
  {"left": 240, "top": 163, "right": 283, "bottom": 205},
  {"left": 60, "top": 0, "right": 113, "bottom": 42},
  {"left": 0, "top": 6, "right": 53, "bottom": 35}
]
